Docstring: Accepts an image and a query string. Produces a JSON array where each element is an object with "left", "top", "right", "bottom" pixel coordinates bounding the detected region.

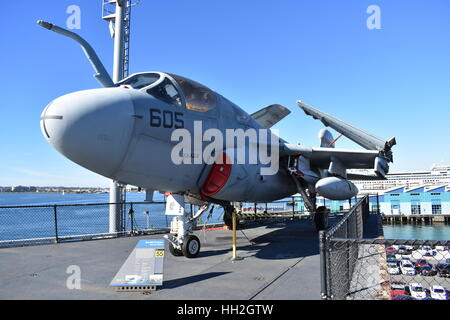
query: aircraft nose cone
[{"left": 40, "top": 88, "right": 135, "bottom": 177}]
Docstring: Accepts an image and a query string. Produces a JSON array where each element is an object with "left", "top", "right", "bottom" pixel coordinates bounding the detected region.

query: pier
[{"left": 382, "top": 214, "right": 450, "bottom": 225}]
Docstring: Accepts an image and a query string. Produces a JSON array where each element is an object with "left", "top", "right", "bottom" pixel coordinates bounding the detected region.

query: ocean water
[
  {"left": 383, "top": 223, "right": 450, "bottom": 241},
  {"left": 0, "top": 191, "right": 150, "bottom": 206}
]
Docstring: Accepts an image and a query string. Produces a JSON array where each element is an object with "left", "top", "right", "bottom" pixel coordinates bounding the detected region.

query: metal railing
[
  {"left": 0, "top": 201, "right": 169, "bottom": 247},
  {"left": 0, "top": 198, "right": 305, "bottom": 248},
  {"left": 320, "top": 196, "right": 450, "bottom": 300}
]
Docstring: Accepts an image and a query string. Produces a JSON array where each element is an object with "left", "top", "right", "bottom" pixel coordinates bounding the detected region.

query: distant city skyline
[{"left": 1, "top": 0, "right": 449, "bottom": 188}]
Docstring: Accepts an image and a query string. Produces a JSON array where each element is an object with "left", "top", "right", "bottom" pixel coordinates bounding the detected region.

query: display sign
[
  {"left": 110, "top": 239, "right": 165, "bottom": 290},
  {"left": 165, "top": 194, "right": 185, "bottom": 216}
]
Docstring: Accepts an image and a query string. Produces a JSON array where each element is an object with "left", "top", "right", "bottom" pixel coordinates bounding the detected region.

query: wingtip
[{"left": 37, "top": 20, "right": 53, "bottom": 30}]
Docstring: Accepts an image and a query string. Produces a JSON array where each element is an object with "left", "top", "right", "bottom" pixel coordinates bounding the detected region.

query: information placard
[
  {"left": 165, "top": 194, "right": 185, "bottom": 216},
  {"left": 110, "top": 239, "right": 165, "bottom": 290}
]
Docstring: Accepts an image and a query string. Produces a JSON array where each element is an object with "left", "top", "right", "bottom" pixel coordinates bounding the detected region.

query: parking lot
[{"left": 386, "top": 245, "right": 450, "bottom": 300}]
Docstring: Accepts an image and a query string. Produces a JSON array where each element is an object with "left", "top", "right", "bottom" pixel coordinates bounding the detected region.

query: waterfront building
[{"left": 289, "top": 183, "right": 450, "bottom": 216}]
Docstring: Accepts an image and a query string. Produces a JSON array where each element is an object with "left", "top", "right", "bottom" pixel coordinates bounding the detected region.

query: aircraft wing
[
  {"left": 297, "top": 101, "right": 396, "bottom": 161},
  {"left": 282, "top": 145, "right": 381, "bottom": 170},
  {"left": 251, "top": 104, "right": 291, "bottom": 128}
]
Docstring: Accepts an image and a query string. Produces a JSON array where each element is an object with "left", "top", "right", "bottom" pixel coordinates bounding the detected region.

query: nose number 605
[{"left": 150, "top": 109, "right": 184, "bottom": 129}]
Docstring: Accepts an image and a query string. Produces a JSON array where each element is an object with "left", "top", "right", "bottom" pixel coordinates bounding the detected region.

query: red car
[
  {"left": 386, "top": 246, "right": 396, "bottom": 254},
  {"left": 415, "top": 259, "right": 428, "bottom": 268},
  {"left": 390, "top": 280, "right": 407, "bottom": 296}
]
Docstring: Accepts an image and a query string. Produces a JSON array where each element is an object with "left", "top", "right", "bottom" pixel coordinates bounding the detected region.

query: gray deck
[{"left": 0, "top": 218, "right": 328, "bottom": 300}]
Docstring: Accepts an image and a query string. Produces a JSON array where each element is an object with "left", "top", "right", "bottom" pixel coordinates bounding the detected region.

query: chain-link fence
[
  {"left": 0, "top": 201, "right": 171, "bottom": 247},
  {"left": 320, "top": 196, "right": 450, "bottom": 300},
  {"left": 0, "top": 199, "right": 305, "bottom": 248}
]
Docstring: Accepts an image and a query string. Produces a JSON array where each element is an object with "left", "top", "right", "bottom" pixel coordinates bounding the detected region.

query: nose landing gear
[{"left": 164, "top": 202, "right": 208, "bottom": 258}]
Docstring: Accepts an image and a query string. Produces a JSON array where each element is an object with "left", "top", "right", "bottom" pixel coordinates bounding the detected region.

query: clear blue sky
[{"left": 1, "top": 0, "right": 449, "bottom": 187}]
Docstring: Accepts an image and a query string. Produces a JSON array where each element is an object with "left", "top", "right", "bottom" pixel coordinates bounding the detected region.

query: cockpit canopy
[{"left": 118, "top": 72, "right": 217, "bottom": 112}]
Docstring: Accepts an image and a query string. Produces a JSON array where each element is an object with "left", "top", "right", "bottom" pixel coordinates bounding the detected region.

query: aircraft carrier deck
[{"left": 0, "top": 217, "right": 333, "bottom": 300}]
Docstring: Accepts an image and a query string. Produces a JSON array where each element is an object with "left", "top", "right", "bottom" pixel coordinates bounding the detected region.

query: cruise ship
[{"left": 351, "top": 164, "right": 450, "bottom": 192}]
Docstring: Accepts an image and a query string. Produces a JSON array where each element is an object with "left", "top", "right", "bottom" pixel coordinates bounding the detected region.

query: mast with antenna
[{"left": 102, "top": 0, "right": 140, "bottom": 233}]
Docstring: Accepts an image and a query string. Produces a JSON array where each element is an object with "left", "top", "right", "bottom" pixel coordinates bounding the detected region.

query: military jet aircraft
[{"left": 38, "top": 20, "right": 396, "bottom": 258}]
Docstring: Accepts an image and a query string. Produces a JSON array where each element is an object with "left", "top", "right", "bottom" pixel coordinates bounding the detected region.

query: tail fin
[{"left": 318, "top": 128, "right": 335, "bottom": 148}]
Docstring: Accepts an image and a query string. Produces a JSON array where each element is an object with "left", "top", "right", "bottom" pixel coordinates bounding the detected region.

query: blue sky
[{"left": 1, "top": 0, "right": 449, "bottom": 187}]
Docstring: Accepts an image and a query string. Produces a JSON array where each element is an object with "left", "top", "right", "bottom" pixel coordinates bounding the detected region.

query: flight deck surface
[{"left": 0, "top": 218, "right": 333, "bottom": 300}]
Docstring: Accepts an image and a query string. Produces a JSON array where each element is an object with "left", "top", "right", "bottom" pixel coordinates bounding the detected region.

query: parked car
[
  {"left": 414, "top": 259, "right": 429, "bottom": 269},
  {"left": 423, "top": 250, "right": 437, "bottom": 258},
  {"left": 390, "top": 280, "right": 407, "bottom": 296},
  {"left": 407, "top": 283, "right": 427, "bottom": 300},
  {"left": 418, "top": 264, "right": 437, "bottom": 276},
  {"left": 387, "top": 255, "right": 398, "bottom": 264},
  {"left": 386, "top": 246, "right": 396, "bottom": 254},
  {"left": 386, "top": 253, "right": 396, "bottom": 259},
  {"left": 436, "top": 263, "right": 450, "bottom": 278},
  {"left": 387, "top": 263, "right": 400, "bottom": 275},
  {"left": 400, "top": 260, "right": 416, "bottom": 275},
  {"left": 397, "top": 246, "right": 413, "bottom": 255},
  {"left": 430, "top": 286, "right": 447, "bottom": 300}
]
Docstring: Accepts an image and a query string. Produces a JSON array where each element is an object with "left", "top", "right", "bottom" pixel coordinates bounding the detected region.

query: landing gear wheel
[
  {"left": 314, "top": 206, "right": 329, "bottom": 231},
  {"left": 182, "top": 235, "right": 201, "bottom": 258},
  {"left": 168, "top": 242, "right": 183, "bottom": 256}
]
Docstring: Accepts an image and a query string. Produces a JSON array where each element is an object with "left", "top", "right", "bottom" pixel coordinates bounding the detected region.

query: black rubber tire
[
  {"left": 168, "top": 242, "right": 183, "bottom": 256},
  {"left": 314, "top": 206, "right": 329, "bottom": 231},
  {"left": 182, "top": 235, "right": 201, "bottom": 258}
]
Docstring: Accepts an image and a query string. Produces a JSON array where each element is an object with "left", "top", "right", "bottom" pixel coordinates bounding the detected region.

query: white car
[
  {"left": 430, "top": 286, "right": 447, "bottom": 300},
  {"left": 408, "top": 283, "right": 427, "bottom": 300},
  {"left": 396, "top": 253, "right": 411, "bottom": 260},
  {"left": 399, "top": 260, "right": 416, "bottom": 275},
  {"left": 387, "top": 263, "right": 400, "bottom": 275}
]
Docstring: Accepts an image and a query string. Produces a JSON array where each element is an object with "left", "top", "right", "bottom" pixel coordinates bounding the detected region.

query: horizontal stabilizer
[
  {"left": 251, "top": 104, "right": 291, "bottom": 128},
  {"left": 297, "top": 101, "right": 396, "bottom": 161}
]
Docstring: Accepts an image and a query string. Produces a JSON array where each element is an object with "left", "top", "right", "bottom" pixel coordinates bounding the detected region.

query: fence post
[
  {"left": 319, "top": 230, "right": 328, "bottom": 300},
  {"left": 292, "top": 197, "right": 295, "bottom": 218},
  {"left": 53, "top": 205, "right": 59, "bottom": 243},
  {"left": 376, "top": 193, "right": 380, "bottom": 215},
  {"left": 345, "top": 219, "right": 351, "bottom": 295}
]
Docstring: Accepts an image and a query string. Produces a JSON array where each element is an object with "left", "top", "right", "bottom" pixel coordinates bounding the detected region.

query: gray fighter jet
[{"left": 38, "top": 21, "right": 396, "bottom": 258}]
